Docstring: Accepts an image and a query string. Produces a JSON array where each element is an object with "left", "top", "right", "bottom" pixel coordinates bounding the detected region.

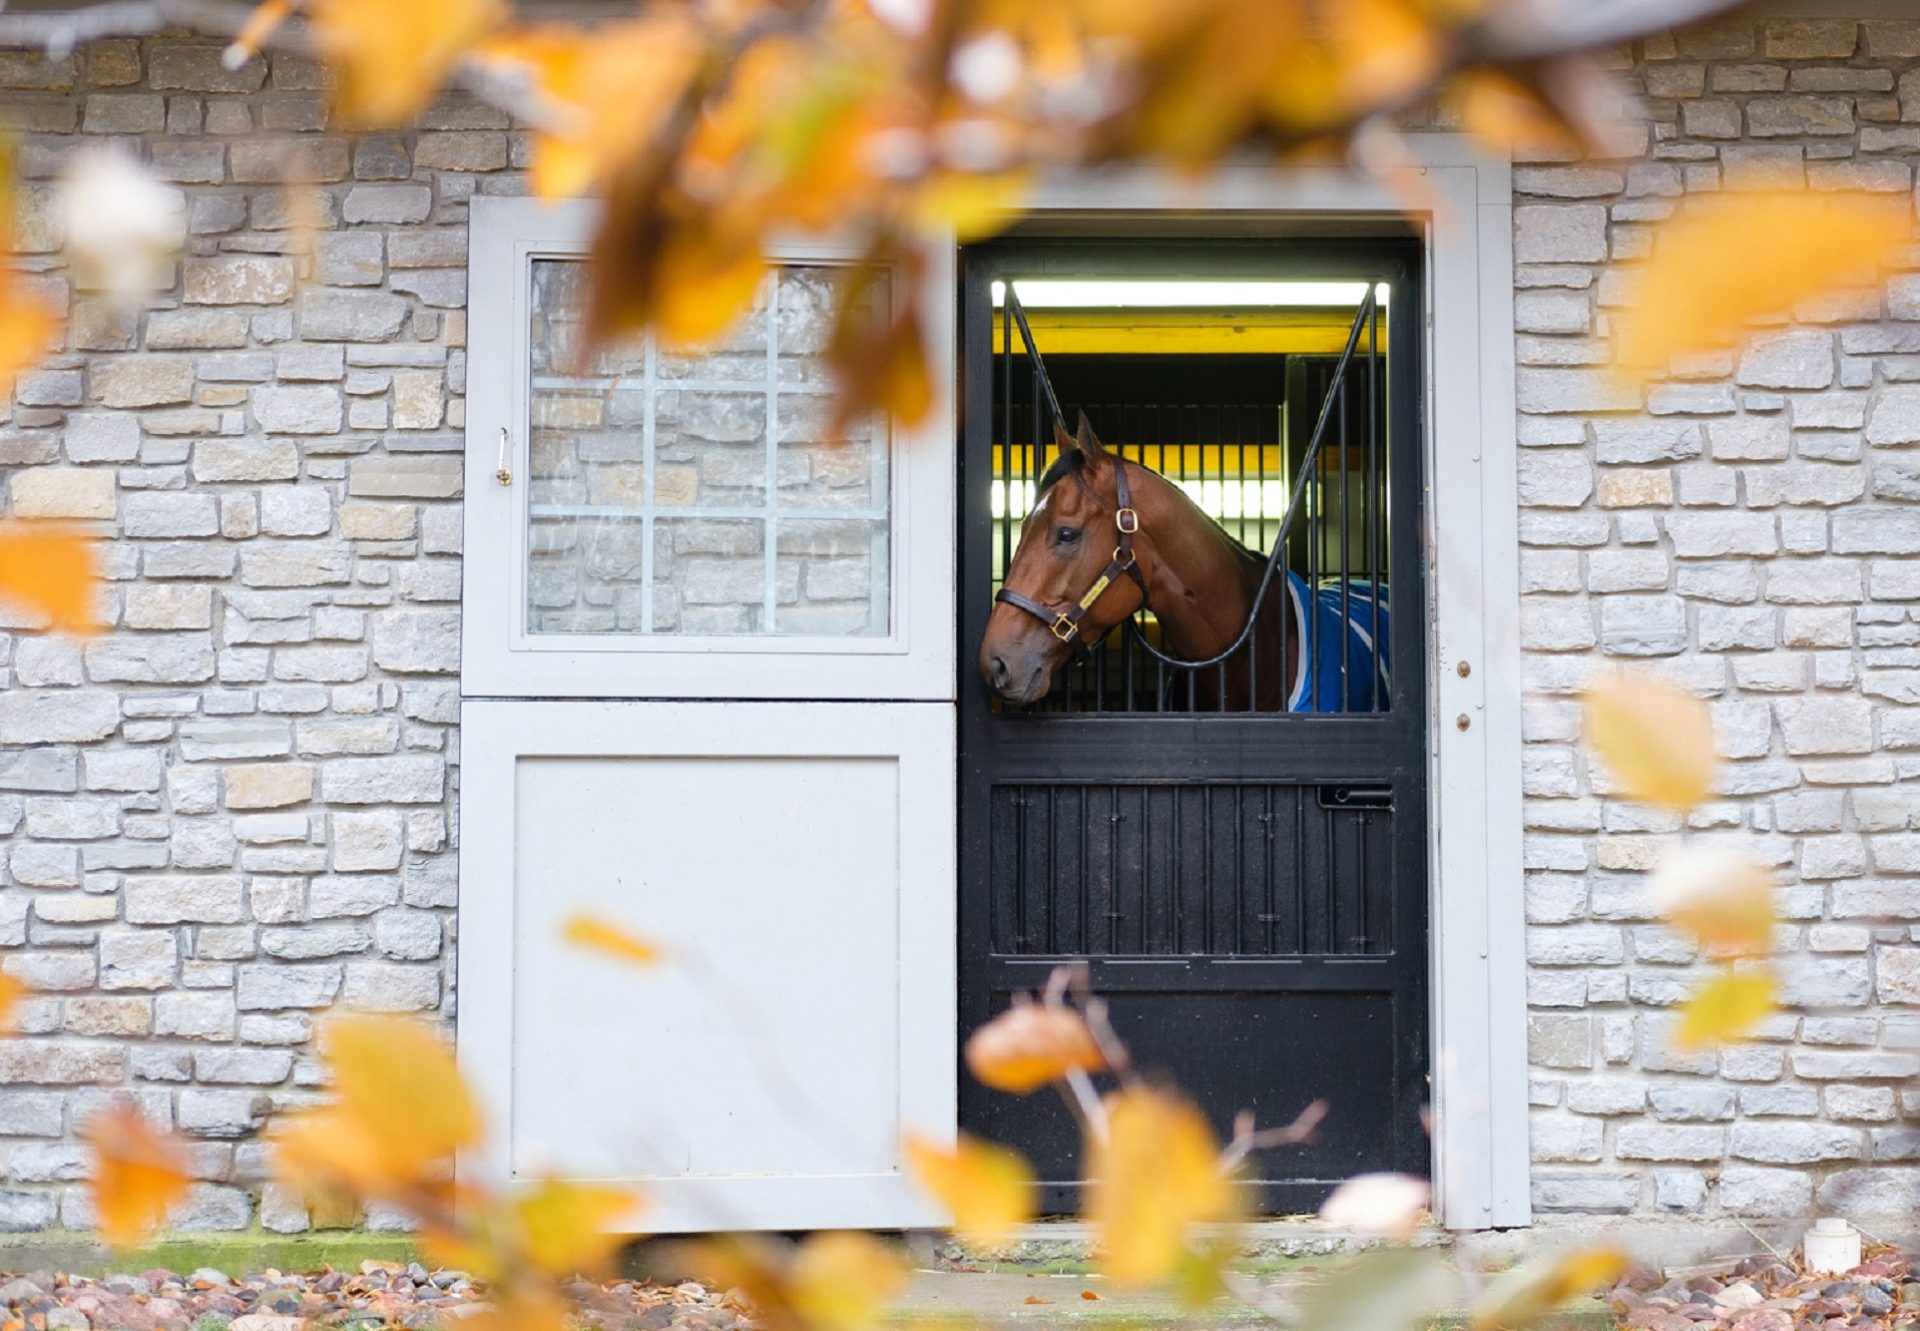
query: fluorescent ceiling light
[{"left": 989, "top": 279, "right": 1386, "bottom": 308}]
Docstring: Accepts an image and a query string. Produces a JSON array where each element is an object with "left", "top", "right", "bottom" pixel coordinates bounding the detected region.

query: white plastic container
[{"left": 1804, "top": 1217, "right": 1862, "bottom": 1275}]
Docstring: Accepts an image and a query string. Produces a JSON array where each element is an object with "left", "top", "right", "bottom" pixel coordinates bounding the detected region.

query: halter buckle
[
  {"left": 1050, "top": 613, "right": 1078, "bottom": 643},
  {"left": 1115, "top": 507, "right": 1139, "bottom": 534},
  {"left": 1112, "top": 545, "right": 1134, "bottom": 570}
]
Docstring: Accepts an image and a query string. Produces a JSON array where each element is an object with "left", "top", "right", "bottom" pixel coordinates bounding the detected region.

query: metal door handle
[{"left": 496, "top": 426, "right": 512, "bottom": 485}]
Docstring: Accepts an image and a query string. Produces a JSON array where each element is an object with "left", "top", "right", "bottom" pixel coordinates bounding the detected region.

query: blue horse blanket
[{"left": 1285, "top": 572, "right": 1390, "bottom": 713}]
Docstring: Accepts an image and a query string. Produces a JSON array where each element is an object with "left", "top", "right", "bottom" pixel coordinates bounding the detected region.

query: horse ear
[{"left": 1074, "top": 411, "right": 1108, "bottom": 466}]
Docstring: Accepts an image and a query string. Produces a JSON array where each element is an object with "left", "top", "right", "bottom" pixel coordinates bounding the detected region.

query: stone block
[
  {"left": 223, "top": 764, "right": 314, "bottom": 811},
  {"left": 10, "top": 468, "right": 115, "bottom": 520}
]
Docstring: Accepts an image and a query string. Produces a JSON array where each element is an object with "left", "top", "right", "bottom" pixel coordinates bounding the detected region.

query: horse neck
[{"left": 1130, "top": 467, "right": 1268, "bottom": 658}]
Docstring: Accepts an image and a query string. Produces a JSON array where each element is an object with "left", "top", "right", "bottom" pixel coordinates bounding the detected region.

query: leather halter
[{"left": 994, "top": 457, "right": 1149, "bottom": 658}]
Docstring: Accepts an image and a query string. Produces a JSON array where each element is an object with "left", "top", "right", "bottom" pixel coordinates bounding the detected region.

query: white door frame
[{"left": 1009, "top": 137, "right": 1527, "bottom": 1229}]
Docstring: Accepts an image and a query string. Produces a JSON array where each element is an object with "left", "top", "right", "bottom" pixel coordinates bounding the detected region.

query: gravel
[
  {"left": 1611, "top": 1250, "right": 1920, "bottom": 1331},
  {"left": 0, "top": 1262, "right": 757, "bottom": 1331}
]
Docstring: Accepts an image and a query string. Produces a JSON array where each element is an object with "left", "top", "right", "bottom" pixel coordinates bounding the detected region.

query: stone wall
[
  {"left": 9, "top": 14, "right": 1920, "bottom": 1238},
  {"left": 0, "top": 36, "right": 480, "bottom": 1232},
  {"left": 1518, "top": 16, "right": 1920, "bottom": 1221}
]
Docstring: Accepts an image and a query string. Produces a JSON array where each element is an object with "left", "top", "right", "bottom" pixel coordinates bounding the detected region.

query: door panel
[
  {"left": 459, "top": 700, "right": 955, "bottom": 1231},
  {"left": 957, "top": 241, "right": 1429, "bottom": 1211}
]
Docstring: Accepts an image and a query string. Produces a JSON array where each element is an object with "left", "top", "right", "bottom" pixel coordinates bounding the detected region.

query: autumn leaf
[
  {"left": 0, "top": 972, "right": 23, "bottom": 1032},
  {"left": 904, "top": 1132, "right": 1034, "bottom": 1245},
  {"left": 1615, "top": 192, "right": 1910, "bottom": 379},
  {"left": 475, "top": 17, "right": 703, "bottom": 202},
  {"left": 0, "top": 287, "right": 59, "bottom": 398},
  {"left": 0, "top": 524, "right": 99, "bottom": 636},
  {"left": 1582, "top": 669, "right": 1718, "bottom": 812},
  {"left": 308, "top": 0, "right": 506, "bottom": 128},
  {"left": 1084, "top": 1085, "right": 1234, "bottom": 1287},
  {"left": 963, "top": 1002, "right": 1105, "bottom": 1094},
  {"left": 562, "top": 913, "right": 665, "bottom": 966},
  {"left": 1648, "top": 846, "right": 1777, "bottom": 956},
  {"left": 1317, "top": 1172, "right": 1431, "bottom": 1242},
  {"left": 684, "top": 1233, "right": 905, "bottom": 1331},
  {"left": 274, "top": 1013, "right": 480, "bottom": 1199},
  {"left": 1675, "top": 968, "right": 1777, "bottom": 1052},
  {"left": 83, "top": 1103, "right": 190, "bottom": 1252},
  {"left": 1472, "top": 1248, "right": 1628, "bottom": 1330},
  {"left": 513, "top": 1178, "right": 640, "bottom": 1278},
  {"left": 788, "top": 1231, "right": 908, "bottom": 1331}
]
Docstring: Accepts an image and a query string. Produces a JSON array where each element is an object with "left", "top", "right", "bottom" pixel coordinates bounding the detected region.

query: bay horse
[{"left": 979, "top": 413, "right": 1389, "bottom": 712}]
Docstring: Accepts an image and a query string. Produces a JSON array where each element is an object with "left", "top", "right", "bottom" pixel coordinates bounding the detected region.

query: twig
[{"left": 1218, "top": 1098, "right": 1329, "bottom": 1174}]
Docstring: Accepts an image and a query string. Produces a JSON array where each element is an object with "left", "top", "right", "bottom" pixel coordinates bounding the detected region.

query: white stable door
[{"left": 458, "top": 199, "right": 956, "bottom": 1230}]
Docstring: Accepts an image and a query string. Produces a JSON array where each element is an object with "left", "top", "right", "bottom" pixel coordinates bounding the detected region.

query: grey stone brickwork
[
  {"left": 1518, "top": 16, "right": 1920, "bottom": 1222},
  {"left": 0, "top": 36, "right": 472, "bottom": 1234}
]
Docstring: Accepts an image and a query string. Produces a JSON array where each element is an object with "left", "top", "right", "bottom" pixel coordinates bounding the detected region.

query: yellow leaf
[
  {"left": 1472, "top": 1248, "right": 1628, "bottom": 1330},
  {"left": 1582, "top": 669, "right": 1719, "bottom": 812},
  {"left": 83, "top": 1103, "right": 190, "bottom": 1252},
  {"left": 224, "top": 0, "right": 294, "bottom": 71},
  {"left": 1615, "top": 192, "right": 1910, "bottom": 378},
  {"left": 904, "top": 1132, "right": 1034, "bottom": 1245},
  {"left": 788, "top": 1231, "right": 907, "bottom": 1331},
  {"left": 310, "top": 0, "right": 506, "bottom": 128},
  {"left": 513, "top": 1177, "right": 639, "bottom": 1277},
  {"left": 1317, "top": 1172, "right": 1430, "bottom": 1242},
  {"left": 274, "top": 1014, "right": 480, "bottom": 1199},
  {"left": 654, "top": 224, "right": 768, "bottom": 352},
  {"left": 562, "top": 913, "right": 665, "bottom": 966},
  {"left": 1648, "top": 845, "right": 1777, "bottom": 955},
  {"left": 1675, "top": 968, "right": 1776, "bottom": 1052},
  {"left": 1085, "top": 1086, "right": 1233, "bottom": 1287},
  {"left": 0, "top": 524, "right": 99, "bottom": 636},
  {"left": 963, "top": 1003, "right": 1105, "bottom": 1094}
]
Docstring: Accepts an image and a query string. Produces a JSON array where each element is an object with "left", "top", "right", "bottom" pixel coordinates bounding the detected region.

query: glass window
[{"left": 526, "top": 260, "right": 890, "bottom": 637}]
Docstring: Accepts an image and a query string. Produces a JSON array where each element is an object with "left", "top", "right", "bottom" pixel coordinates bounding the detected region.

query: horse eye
[{"left": 1054, "top": 526, "right": 1080, "bottom": 546}]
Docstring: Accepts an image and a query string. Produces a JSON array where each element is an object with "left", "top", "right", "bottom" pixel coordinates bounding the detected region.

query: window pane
[{"left": 525, "top": 258, "right": 890, "bottom": 638}]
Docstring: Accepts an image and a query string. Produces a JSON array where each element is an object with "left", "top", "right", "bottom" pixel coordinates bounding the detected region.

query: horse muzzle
[{"left": 980, "top": 644, "right": 1055, "bottom": 705}]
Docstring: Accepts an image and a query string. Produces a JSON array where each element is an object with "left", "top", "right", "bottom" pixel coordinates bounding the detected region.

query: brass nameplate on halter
[{"left": 1078, "top": 575, "right": 1112, "bottom": 610}]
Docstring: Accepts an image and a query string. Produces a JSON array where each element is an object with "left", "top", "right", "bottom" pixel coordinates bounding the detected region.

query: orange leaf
[
  {"left": 224, "top": 0, "right": 295, "bottom": 71},
  {"left": 0, "top": 524, "right": 99, "bottom": 635},
  {"left": 964, "top": 1003, "right": 1105, "bottom": 1094},
  {"left": 309, "top": 0, "right": 506, "bottom": 128},
  {"left": 1648, "top": 846, "right": 1777, "bottom": 955},
  {"left": 1674, "top": 968, "right": 1776, "bottom": 1052},
  {"left": 1615, "top": 192, "right": 1910, "bottom": 379},
  {"left": 1582, "top": 669, "right": 1718, "bottom": 812},
  {"left": 562, "top": 913, "right": 665, "bottom": 966},
  {"left": 0, "top": 972, "right": 26, "bottom": 1033},
  {"left": 476, "top": 17, "right": 703, "bottom": 202},
  {"left": 83, "top": 1103, "right": 190, "bottom": 1252},
  {"left": 513, "top": 1177, "right": 640, "bottom": 1277},
  {"left": 1023, "top": 1294, "right": 1051, "bottom": 1305},
  {"left": 1084, "top": 1086, "right": 1233, "bottom": 1287},
  {"left": 0, "top": 291, "right": 60, "bottom": 399},
  {"left": 1080, "top": 1290, "right": 1101, "bottom": 1300},
  {"left": 904, "top": 1132, "right": 1034, "bottom": 1245}
]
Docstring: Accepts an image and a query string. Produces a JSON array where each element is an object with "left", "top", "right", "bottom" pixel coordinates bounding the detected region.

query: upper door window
[
  {"left": 525, "top": 260, "right": 891, "bottom": 639},
  {"left": 462, "top": 198, "right": 953, "bottom": 701}
]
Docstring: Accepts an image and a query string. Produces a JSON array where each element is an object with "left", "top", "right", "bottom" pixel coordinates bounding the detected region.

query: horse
[{"left": 979, "top": 412, "right": 1389, "bottom": 712}]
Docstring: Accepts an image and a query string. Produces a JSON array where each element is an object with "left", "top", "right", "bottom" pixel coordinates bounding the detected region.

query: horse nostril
[{"left": 988, "top": 654, "right": 1010, "bottom": 687}]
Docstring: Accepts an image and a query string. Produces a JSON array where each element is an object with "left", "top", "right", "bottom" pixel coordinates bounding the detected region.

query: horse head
[{"left": 980, "top": 413, "right": 1150, "bottom": 704}]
